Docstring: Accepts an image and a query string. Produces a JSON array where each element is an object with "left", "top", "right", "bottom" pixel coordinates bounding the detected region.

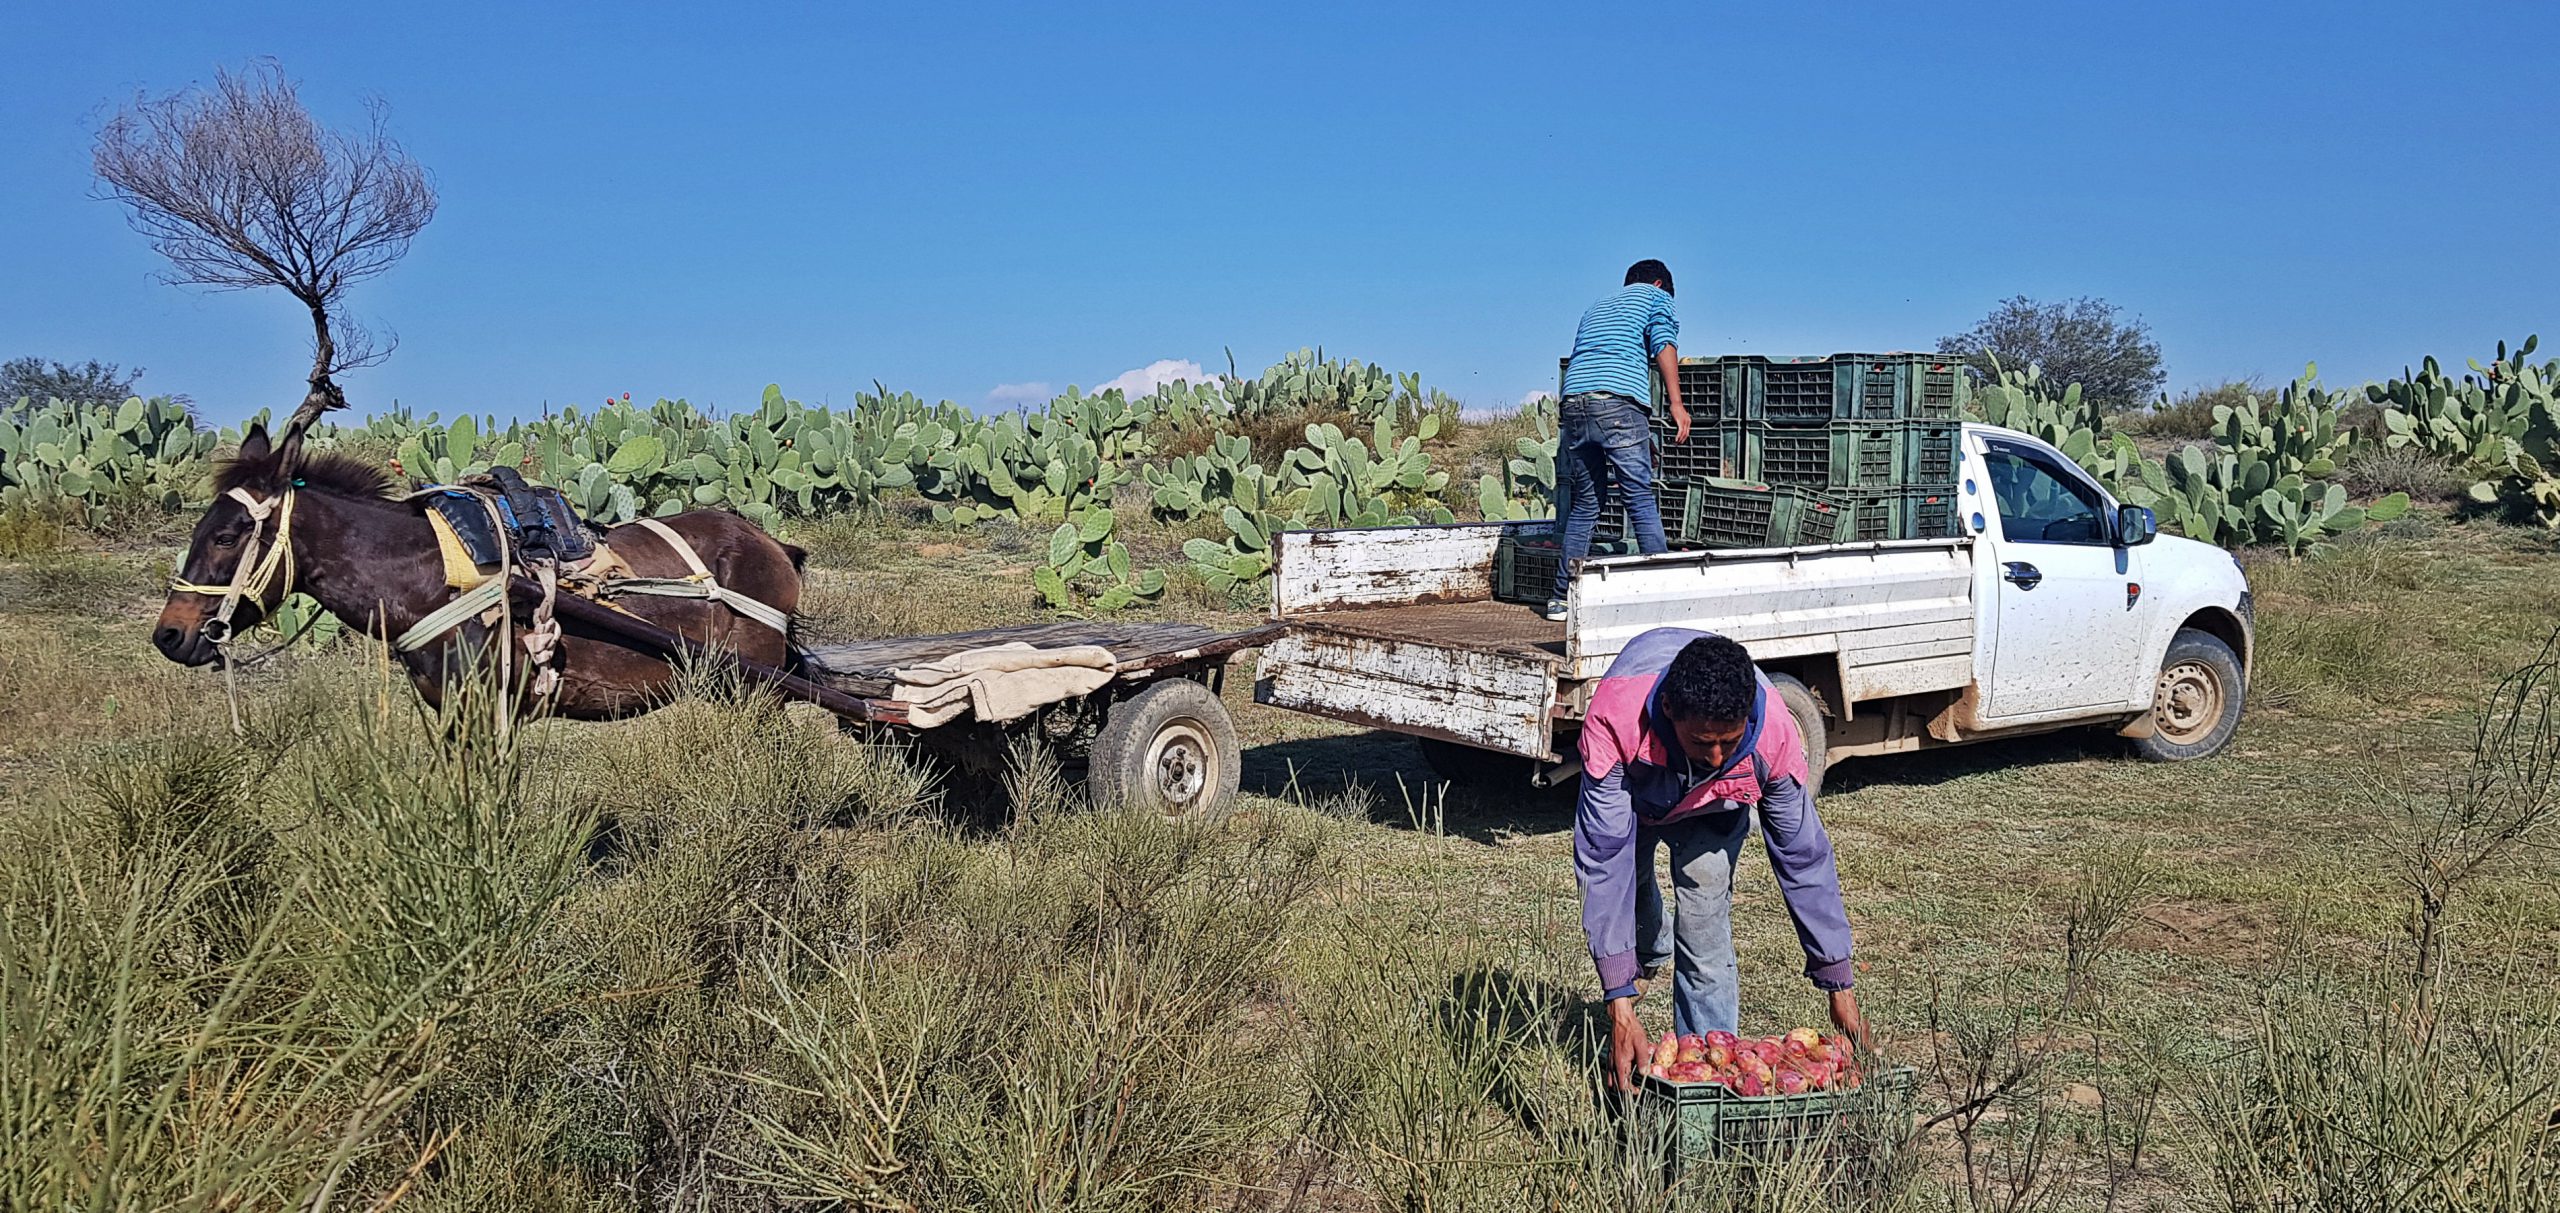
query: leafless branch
[{"left": 92, "top": 59, "right": 435, "bottom": 449}]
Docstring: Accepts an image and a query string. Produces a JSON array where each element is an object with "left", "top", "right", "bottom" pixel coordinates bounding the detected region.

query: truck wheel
[
  {"left": 1089, "top": 678, "right": 1240, "bottom": 820},
  {"left": 2132, "top": 629, "right": 2244, "bottom": 762},
  {"left": 1766, "top": 672, "right": 1829, "bottom": 800},
  {"left": 1416, "top": 737, "right": 1536, "bottom": 788}
]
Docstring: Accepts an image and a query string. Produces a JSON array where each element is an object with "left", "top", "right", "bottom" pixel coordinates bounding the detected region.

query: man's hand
[
  {"left": 1608, "top": 997, "right": 1647, "bottom": 1092},
  {"left": 1828, "top": 988, "right": 1872, "bottom": 1054},
  {"left": 1670, "top": 401, "right": 1692, "bottom": 445}
]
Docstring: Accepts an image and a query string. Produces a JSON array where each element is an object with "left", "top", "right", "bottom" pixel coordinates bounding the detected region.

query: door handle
[{"left": 2003, "top": 561, "right": 2043, "bottom": 590}]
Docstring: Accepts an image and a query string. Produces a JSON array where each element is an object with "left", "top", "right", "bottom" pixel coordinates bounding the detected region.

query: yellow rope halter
[{"left": 168, "top": 486, "right": 298, "bottom": 642}]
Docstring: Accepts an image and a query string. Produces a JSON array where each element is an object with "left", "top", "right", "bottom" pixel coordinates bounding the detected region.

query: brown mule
[{"left": 152, "top": 423, "right": 807, "bottom": 720}]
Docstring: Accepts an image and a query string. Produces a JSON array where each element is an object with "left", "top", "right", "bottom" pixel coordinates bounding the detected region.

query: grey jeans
[{"left": 1634, "top": 809, "right": 1751, "bottom": 1036}]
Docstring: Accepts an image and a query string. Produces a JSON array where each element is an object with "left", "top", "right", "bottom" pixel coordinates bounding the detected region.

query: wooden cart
[
  {"left": 795, "top": 620, "right": 1281, "bottom": 819},
  {"left": 527, "top": 580, "right": 1274, "bottom": 818}
]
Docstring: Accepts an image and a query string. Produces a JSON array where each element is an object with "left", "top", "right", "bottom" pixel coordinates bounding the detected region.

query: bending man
[{"left": 1574, "top": 627, "right": 1868, "bottom": 1090}]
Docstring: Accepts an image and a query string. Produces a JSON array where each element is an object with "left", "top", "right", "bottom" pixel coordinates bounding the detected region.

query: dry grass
[{"left": 7, "top": 468, "right": 2559, "bottom": 1209}]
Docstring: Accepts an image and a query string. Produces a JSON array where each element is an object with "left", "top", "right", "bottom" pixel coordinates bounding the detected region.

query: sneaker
[{"left": 1540, "top": 599, "right": 1569, "bottom": 622}]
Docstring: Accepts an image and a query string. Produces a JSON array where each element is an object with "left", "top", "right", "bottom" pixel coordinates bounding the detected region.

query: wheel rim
[
  {"left": 1144, "top": 715, "right": 1218, "bottom": 815},
  {"left": 2154, "top": 659, "right": 2225, "bottom": 746}
]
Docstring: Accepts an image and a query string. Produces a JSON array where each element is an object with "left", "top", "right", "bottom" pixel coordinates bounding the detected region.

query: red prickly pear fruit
[
  {"left": 1735, "top": 1071, "right": 1766, "bottom": 1097},
  {"left": 1706, "top": 1045, "right": 1734, "bottom": 1068},
  {"left": 1667, "top": 1060, "right": 1711, "bottom": 1084},
  {"left": 1677, "top": 1035, "right": 1708, "bottom": 1064},
  {"left": 621, "top": 392, "right": 631, "bottom": 401},
  {"left": 1704, "top": 1030, "right": 1739, "bottom": 1051},
  {"left": 1652, "top": 1032, "right": 1679, "bottom": 1069},
  {"left": 1775, "top": 1070, "right": 1810, "bottom": 1095}
]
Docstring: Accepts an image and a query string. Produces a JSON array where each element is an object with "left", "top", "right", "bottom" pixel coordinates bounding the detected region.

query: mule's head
[{"left": 155, "top": 424, "right": 289, "bottom": 666}]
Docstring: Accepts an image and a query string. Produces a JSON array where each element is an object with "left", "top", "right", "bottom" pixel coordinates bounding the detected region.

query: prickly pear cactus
[{"left": 2372, "top": 336, "right": 2559, "bottom": 526}]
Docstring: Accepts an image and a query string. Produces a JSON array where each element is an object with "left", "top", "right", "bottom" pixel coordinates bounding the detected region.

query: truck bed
[{"left": 1254, "top": 522, "right": 1978, "bottom": 760}]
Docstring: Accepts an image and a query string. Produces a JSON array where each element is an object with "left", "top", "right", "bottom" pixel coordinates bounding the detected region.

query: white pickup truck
[{"left": 1252, "top": 422, "right": 2254, "bottom": 792}]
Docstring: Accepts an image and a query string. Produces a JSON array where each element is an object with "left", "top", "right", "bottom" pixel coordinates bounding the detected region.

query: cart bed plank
[{"left": 800, "top": 620, "right": 1273, "bottom": 698}]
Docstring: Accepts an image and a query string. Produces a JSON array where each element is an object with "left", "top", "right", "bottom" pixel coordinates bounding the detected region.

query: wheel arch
[
  {"left": 2174, "top": 605, "right": 2252, "bottom": 685},
  {"left": 1754, "top": 653, "right": 1846, "bottom": 723}
]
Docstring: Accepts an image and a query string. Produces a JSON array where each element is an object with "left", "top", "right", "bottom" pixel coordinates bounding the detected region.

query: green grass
[{"left": 4, "top": 499, "right": 2558, "bottom": 1210}]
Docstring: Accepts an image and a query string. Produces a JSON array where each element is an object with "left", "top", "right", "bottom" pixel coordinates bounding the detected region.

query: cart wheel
[{"left": 1089, "top": 678, "right": 1240, "bottom": 820}]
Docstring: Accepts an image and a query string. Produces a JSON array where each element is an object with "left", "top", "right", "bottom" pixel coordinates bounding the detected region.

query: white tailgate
[
  {"left": 1255, "top": 630, "right": 1559, "bottom": 760},
  {"left": 1568, "top": 541, "right": 1978, "bottom": 702},
  {"left": 1270, "top": 524, "right": 1515, "bottom": 616}
]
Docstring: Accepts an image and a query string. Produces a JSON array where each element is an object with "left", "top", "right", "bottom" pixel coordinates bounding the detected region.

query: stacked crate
[
  {"left": 1659, "top": 353, "right": 1966, "bottom": 545},
  {"left": 1495, "top": 353, "right": 1966, "bottom": 604}
]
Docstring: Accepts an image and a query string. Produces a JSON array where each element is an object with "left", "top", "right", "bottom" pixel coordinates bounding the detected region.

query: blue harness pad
[{"left": 425, "top": 485, "right": 598, "bottom": 569}]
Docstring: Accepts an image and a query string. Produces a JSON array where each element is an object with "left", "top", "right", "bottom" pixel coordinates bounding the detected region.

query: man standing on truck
[
  {"left": 1575, "top": 627, "right": 1868, "bottom": 1091},
  {"left": 1547, "top": 259, "right": 1690, "bottom": 621}
]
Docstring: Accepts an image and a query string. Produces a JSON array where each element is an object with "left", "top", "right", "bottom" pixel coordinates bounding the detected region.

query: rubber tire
[
  {"left": 1088, "top": 678, "right": 1242, "bottom": 821},
  {"left": 1416, "top": 737, "right": 1537, "bottom": 789},
  {"left": 2131, "top": 628, "right": 2245, "bottom": 762},
  {"left": 1765, "top": 671, "right": 1829, "bottom": 800}
]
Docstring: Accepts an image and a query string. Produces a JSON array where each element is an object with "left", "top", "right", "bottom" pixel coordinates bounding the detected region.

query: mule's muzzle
[
  {"left": 154, "top": 622, "right": 224, "bottom": 667},
  {"left": 152, "top": 598, "right": 228, "bottom": 667}
]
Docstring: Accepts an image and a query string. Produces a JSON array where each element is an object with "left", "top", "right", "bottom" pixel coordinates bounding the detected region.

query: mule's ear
[{"left": 239, "top": 423, "right": 272, "bottom": 463}]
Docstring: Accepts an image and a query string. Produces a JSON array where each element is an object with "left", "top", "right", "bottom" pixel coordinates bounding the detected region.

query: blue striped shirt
[{"left": 1561, "top": 284, "right": 1678, "bottom": 405}]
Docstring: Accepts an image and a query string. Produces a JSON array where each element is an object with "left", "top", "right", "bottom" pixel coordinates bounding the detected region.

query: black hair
[
  {"left": 213, "top": 447, "right": 396, "bottom": 500},
  {"left": 1657, "top": 635, "right": 1756, "bottom": 724},
  {"left": 1624, "top": 259, "right": 1673, "bottom": 296}
]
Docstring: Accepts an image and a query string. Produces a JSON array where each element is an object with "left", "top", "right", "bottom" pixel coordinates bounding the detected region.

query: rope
[
  {"left": 166, "top": 486, "right": 299, "bottom": 736},
  {"left": 607, "top": 517, "right": 793, "bottom": 635},
  {"left": 393, "top": 578, "right": 508, "bottom": 653}
]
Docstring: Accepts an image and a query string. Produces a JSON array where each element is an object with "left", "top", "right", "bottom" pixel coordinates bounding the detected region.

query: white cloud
[
  {"left": 1093, "top": 359, "right": 1213, "bottom": 397},
  {"left": 1520, "top": 389, "right": 1557, "bottom": 407},
  {"left": 983, "top": 381, "right": 1053, "bottom": 407}
]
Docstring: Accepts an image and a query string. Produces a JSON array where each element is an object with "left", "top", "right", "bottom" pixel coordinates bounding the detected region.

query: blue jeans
[
  {"left": 1554, "top": 392, "right": 1667, "bottom": 603},
  {"left": 1634, "top": 809, "right": 1751, "bottom": 1036}
]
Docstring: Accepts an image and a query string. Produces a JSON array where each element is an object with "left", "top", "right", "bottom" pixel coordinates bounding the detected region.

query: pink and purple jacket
[{"left": 1575, "top": 627, "right": 1856, "bottom": 997}]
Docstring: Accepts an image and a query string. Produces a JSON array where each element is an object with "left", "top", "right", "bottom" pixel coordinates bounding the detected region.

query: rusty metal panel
[
  {"left": 1844, "top": 653, "right": 1977, "bottom": 702},
  {"left": 1564, "top": 540, "right": 1977, "bottom": 694},
  {"left": 1255, "top": 628, "right": 1558, "bottom": 759},
  {"left": 1270, "top": 524, "right": 1513, "bottom": 617}
]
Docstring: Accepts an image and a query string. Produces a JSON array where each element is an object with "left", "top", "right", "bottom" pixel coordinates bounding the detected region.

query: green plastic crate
[
  {"left": 1744, "top": 356, "right": 1837, "bottom": 426},
  {"left": 1655, "top": 359, "right": 1740, "bottom": 425},
  {"left": 1901, "top": 420, "right": 1961, "bottom": 485},
  {"left": 1839, "top": 485, "right": 1963, "bottom": 542},
  {"left": 1742, "top": 423, "right": 1897, "bottom": 491},
  {"left": 1835, "top": 354, "right": 1970, "bottom": 421},
  {"left": 1791, "top": 492, "right": 1848, "bottom": 545},
  {"left": 1553, "top": 357, "right": 1742, "bottom": 426},
  {"left": 1634, "top": 1065, "right": 1919, "bottom": 1179},
  {"left": 1736, "top": 354, "right": 1973, "bottom": 424},
  {"left": 1690, "top": 479, "right": 1836, "bottom": 548},
  {"left": 1654, "top": 424, "right": 1741, "bottom": 483},
  {"left": 1496, "top": 538, "right": 1561, "bottom": 604},
  {"left": 1495, "top": 530, "right": 1637, "bottom": 604},
  {"left": 1742, "top": 421, "right": 1961, "bottom": 493},
  {"left": 1594, "top": 478, "right": 1705, "bottom": 546}
]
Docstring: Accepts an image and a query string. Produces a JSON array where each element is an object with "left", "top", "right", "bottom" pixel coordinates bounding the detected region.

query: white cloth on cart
[{"left": 890, "top": 642, "right": 1119, "bottom": 728}]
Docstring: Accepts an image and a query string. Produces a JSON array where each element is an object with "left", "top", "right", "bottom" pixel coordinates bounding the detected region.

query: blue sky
[{"left": 3, "top": 1, "right": 2553, "bottom": 425}]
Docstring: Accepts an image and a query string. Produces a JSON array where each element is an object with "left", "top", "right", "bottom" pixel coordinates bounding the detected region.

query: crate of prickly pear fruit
[{"left": 1632, "top": 1027, "right": 1917, "bottom": 1173}]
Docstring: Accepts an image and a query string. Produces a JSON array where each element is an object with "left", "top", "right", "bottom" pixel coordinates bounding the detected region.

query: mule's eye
[{"left": 213, "top": 533, "right": 239, "bottom": 548}]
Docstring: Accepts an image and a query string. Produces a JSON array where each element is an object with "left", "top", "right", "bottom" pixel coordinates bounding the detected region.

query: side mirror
[{"left": 2116, "top": 504, "right": 2158, "bottom": 546}]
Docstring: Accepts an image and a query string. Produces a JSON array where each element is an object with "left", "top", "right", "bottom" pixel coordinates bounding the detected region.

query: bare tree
[{"left": 93, "top": 59, "right": 435, "bottom": 449}]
